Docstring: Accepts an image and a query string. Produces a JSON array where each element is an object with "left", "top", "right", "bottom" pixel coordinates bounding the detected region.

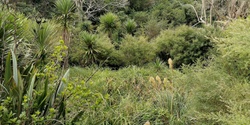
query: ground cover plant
[{"left": 1, "top": 0, "right": 250, "bottom": 124}]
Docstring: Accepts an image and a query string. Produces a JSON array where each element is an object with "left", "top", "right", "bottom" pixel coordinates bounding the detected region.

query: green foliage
[
  {"left": 55, "top": 0, "right": 76, "bottom": 68},
  {"left": 15, "top": 2, "right": 38, "bottom": 17},
  {"left": 128, "top": 0, "right": 155, "bottom": 11},
  {"left": 0, "top": 39, "right": 69, "bottom": 124},
  {"left": 69, "top": 31, "right": 114, "bottom": 66},
  {"left": 149, "top": 0, "right": 197, "bottom": 27},
  {"left": 99, "top": 12, "right": 121, "bottom": 37},
  {"left": 104, "top": 50, "right": 125, "bottom": 68},
  {"left": 119, "top": 35, "right": 156, "bottom": 66},
  {"left": 80, "top": 32, "right": 99, "bottom": 64},
  {"left": 177, "top": 60, "right": 250, "bottom": 124},
  {"left": 151, "top": 58, "right": 166, "bottom": 72},
  {"left": 2, "top": 1, "right": 250, "bottom": 124},
  {"left": 131, "top": 11, "right": 149, "bottom": 26},
  {"left": 143, "top": 19, "right": 166, "bottom": 40},
  {"left": 79, "top": 20, "right": 93, "bottom": 32},
  {"left": 55, "top": 0, "right": 75, "bottom": 29},
  {"left": 23, "top": 20, "right": 60, "bottom": 64},
  {"left": 0, "top": 9, "right": 27, "bottom": 84},
  {"left": 124, "top": 19, "right": 137, "bottom": 35},
  {"left": 155, "top": 25, "right": 213, "bottom": 68},
  {"left": 215, "top": 17, "right": 250, "bottom": 79},
  {"left": 55, "top": 0, "right": 75, "bottom": 16},
  {"left": 69, "top": 66, "right": 183, "bottom": 124},
  {"left": 206, "top": 83, "right": 250, "bottom": 125}
]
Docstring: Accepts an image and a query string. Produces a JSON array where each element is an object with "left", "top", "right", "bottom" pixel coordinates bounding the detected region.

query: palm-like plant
[
  {"left": 55, "top": 0, "right": 75, "bottom": 28},
  {"left": 0, "top": 12, "right": 12, "bottom": 82},
  {"left": 0, "top": 5, "right": 73, "bottom": 124},
  {"left": 81, "top": 31, "right": 99, "bottom": 65},
  {"left": 55, "top": 0, "right": 75, "bottom": 68},
  {"left": 124, "top": 19, "right": 137, "bottom": 35},
  {"left": 99, "top": 12, "right": 121, "bottom": 38},
  {"left": 0, "top": 9, "right": 26, "bottom": 83},
  {"left": 1, "top": 49, "right": 70, "bottom": 124},
  {"left": 23, "top": 20, "right": 59, "bottom": 66}
]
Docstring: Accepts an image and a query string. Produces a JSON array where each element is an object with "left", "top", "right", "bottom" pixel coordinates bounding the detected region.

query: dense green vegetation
[{"left": 0, "top": 0, "right": 250, "bottom": 124}]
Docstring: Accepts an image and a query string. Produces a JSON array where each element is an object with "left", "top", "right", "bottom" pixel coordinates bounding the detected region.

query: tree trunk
[
  {"left": 235, "top": 1, "right": 246, "bottom": 18},
  {"left": 63, "top": 15, "right": 70, "bottom": 69},
  {"left": 210, "top": 0, "right": 214, "bottom": 25},
  {"left": 228, "top": 0, "right": 237, "bottom": 18},
  {"left": 63, "top": 28, "right": 70, "bottom": 69},
  {"left": 201, "top": 0, "right": 206, "bottom": 23}
]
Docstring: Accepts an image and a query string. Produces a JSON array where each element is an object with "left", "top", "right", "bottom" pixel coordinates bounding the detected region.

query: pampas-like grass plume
[
  {"left": 156, "top": 75, "right": 162, "bottom": 85},
  {"left": 149, "top": 76, "right": 157, "bottom": 88},
  {"left": 144, "top": 121, "right": 150, "bottom": 125},
  {"left": 163, "top": 77, "right": 168, "bottom": 89},
  {"left": 168, "top": 58, "right": 173, "bottom": 70}
]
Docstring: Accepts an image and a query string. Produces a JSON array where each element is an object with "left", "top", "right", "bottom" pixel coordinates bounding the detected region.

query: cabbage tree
[{"left": 55, "top": 0, "right": 75, "bottom": 68}]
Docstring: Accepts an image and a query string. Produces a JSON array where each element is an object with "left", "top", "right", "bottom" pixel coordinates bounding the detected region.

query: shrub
[
  {"left": 143, "top": 20, "right": 166, "bottom": 40},
  {"left": 69, "top": 32, "right": 114, "bottom": 66},
  {"left": 149, "top": 0, "right": 197, "bottom": 27},
  {"left": 131, "top": 11, "right": 149, "bottom": 26},
  {"left": 79, "top": 20, "right": 93, "bottom": 32},
  {"left": 205, "top": 83, "right": 250, "bottom": 125},
  {"left": 178, "top": 60, "right": 250, "bottom": 124},
  {"left": 69, "top": 66, "right": 181, "bottom": 124},
  {"left": 215, "top": 17, "right": 250, "bottom": 79},
  {"left": 0, "top": 9, "right": 34, "bottom": 83},
  {"left": 128, "top": 0, "right": 155, "bottom": 11},
  {"left": 119, "top": 35, "right": 156, "bottom": 66},
  {"left": 154, "top": 25, "right": 213, "bottom": 68},
  {"left": 104, "top": 50, "right": 125, "bottom": 69},
  {"left": 124, "top": 19, "right": 137, "bottom": 35},
  {"left": 0, "top": 40, "right": 69, "bottom": 124},
  {"left": 98, "top": 12, "right": 121, "bottom": 37}
]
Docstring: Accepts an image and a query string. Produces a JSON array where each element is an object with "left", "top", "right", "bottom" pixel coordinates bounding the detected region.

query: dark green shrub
[
  {"left": 128, "top": 0, "right": 155, "bottom": 11},
  {"left": 79, "top": 20, "right": 93, "bottom": 32},
  {"left": 155, "top": 25, "right": 213, "bottom": 68},
  {"left": 149, "top": 0, "right": 197, "bottom": 27},
  {"left": 16, "top": 2, "right": 36, "bottom": 16},
  {"left": 104, "top": 50, "right": 125, "bottom": 69},
  {"left": 131, "top": 11, "right": 149, "bottom": 26}
]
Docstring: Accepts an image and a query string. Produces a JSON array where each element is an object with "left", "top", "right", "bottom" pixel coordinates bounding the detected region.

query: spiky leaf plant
[
  {"left": 0, "top": 40, "right": 69, "bottom": 124},
  {"left": 55, "top": 0, "right": 75, "bottom": 68},
  {"left": 124, "top": 19, "right": 137, "bottom": 35},
  {"left": 23, "top": 20, "right": 59, "bottom": 66},
  {"left": 99, "top": 12, "right": 121, "bottom": 37},
  {"left": 82, "top": 32, "right": 114, "bottom": 66},
  {"left": 0, "top": 9, "right": 27, "bottom": 82}
]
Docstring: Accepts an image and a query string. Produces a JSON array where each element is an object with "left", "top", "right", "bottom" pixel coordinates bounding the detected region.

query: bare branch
[{"left": 74, "top": 0, "right": 128, "bottom": 20}]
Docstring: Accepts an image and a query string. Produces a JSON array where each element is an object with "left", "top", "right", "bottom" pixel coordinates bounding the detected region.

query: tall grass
[{"left": 69, "top": 65, "right": 188, "bottom": 124}]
